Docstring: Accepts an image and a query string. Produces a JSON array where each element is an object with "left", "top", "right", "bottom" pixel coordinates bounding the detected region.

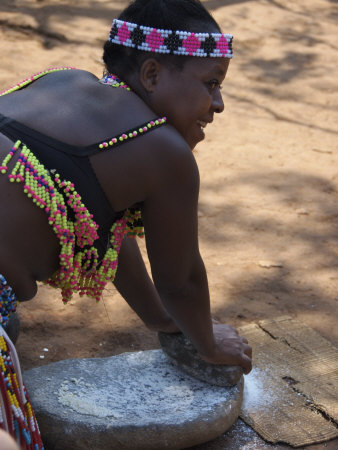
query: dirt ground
[{"left": 0, "top": 0, "right": 337, "bottom": 449}]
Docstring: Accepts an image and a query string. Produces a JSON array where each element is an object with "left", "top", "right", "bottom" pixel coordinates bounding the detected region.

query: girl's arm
[
  {"left": 141, "top": 135, "right": 252, "bottom": 373},
  {"left": 113, "top": 236, "right": 180, "bottom": 333}
]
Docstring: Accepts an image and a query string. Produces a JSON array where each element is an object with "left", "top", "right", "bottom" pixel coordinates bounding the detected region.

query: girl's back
[
  {"left": 0, "top": 69, "right": 155, "bottom": 147},
  {"left": 0, "top": 69, "right": 185, "bottom": 300}
]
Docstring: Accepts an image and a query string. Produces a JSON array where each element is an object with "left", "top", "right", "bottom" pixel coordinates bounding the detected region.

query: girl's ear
[{"left": 139, "top": 58, "right": 162, "bottom": 93}]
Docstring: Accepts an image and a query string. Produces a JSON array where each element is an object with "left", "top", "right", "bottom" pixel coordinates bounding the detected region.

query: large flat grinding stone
[{"left": 24, "top": 350, "right": 243, "bottom": 450}]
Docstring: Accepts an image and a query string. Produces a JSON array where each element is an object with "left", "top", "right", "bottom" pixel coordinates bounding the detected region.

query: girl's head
[
  {"left": 103, "top": 0, "right": 223, "bottom": 78},
  {"left": 103, "top": 0, "right": 232, "bottom": 149}
]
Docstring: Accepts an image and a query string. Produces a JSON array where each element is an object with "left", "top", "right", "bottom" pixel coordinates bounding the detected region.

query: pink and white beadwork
[
  {"left": 0, "top": 68, "right": 147, "bottom": 305},
  {"left": 0, "top": 140, "right": 145, "bottom": 304},
  {"left": 109, "top": 19, "right": 233, "bottom": 58}
]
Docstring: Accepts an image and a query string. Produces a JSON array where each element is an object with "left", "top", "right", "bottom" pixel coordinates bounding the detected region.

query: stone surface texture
[
  {"left": 158, "top": 332, "right": 243, "bottom": 387},
  {"left": 24, "top": 350, "right": 243, "bottom": 450}
]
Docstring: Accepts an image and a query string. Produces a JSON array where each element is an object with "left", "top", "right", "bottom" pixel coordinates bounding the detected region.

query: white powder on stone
[
  {"left": 57, "top": 376, "right": 195, "bottom": 419},
  {"left": 58, "top": 379, "right": 122, "bottom": 418},
  {"left": 55, "top": 351, "right": 236, "bottom": 423}
]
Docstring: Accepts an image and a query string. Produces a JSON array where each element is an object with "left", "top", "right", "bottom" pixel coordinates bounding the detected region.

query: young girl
[{"left": 0, "top": 0, "right": 252, "bottom": 446}]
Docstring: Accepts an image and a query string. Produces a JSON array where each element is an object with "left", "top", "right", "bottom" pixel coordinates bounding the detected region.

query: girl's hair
[{"left": 103, "top": 0, "right": 221, "bottom": 77}]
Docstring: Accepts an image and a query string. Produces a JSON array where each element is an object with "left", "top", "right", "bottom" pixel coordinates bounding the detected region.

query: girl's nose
[{"left": 213, "top": 90, "right": 224, "bottom": 114}]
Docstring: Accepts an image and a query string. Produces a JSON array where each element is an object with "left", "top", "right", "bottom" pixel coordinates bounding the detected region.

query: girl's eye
[{"left": 206, "top": 80, "right": 222, "bottom": 91}]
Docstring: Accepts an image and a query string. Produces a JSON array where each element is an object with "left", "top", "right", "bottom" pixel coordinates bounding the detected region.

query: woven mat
[{"left": 238, "top": 316, "right": 338, "bottom": 447}]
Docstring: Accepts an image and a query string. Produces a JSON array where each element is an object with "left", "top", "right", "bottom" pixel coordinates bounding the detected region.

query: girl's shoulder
[{"left": 32, "top": 68, "right": 98, "bottom": 89}]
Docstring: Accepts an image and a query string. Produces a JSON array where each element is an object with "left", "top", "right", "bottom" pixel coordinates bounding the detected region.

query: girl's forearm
[
  {"left": 156, "top": 258, "right": 216, "bottom": 357},
  {"left": 113, "top": 237, "right": 179, "bottom": 332}
]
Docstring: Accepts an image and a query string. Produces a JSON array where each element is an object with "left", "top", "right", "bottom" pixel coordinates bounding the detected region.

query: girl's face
[{"left": 152, "top": 57, "right": 229, "bottom": 149}]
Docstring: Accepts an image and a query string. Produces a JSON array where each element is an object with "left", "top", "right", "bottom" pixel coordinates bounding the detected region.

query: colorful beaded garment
[
  {"left": 108, "top": 19, "right": 233, "bottom": 58},
  {"left": 0, "top": 307, "right": 43, "bottom": 448},
  {"left": 0, "top": 68, "right": 167, "bottom": 304},
  {"left": 0, "top": 275, "right": 18, "bottom": 328}
]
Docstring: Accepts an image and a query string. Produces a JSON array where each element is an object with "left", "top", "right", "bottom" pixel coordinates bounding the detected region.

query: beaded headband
[{"left": 108, "top": 19, "right": 233, "bottom": 58}]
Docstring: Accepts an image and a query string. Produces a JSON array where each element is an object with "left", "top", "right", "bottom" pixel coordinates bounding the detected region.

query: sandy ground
[{"left": 0, "top": 0, "right": 337, "bottom": 448}]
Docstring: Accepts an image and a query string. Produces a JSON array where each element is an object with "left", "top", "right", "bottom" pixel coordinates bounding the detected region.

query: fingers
[
  {"left": 241, "top": 354, "right": 253, "bottom": 374},
  {"left": 240, "top": 342, "right": 252, "bottom": 374},
  {"left": 233, "top": 340, "right": 252, "bottom": 374},
  {"left": 243, "top": 342, "right": 252, "bottom": 358},
  {"left": 208, "top": 323, "right": 253, "bottom": 373}
]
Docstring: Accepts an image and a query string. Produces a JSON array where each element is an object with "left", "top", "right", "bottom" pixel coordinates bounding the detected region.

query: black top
[{"left": 0, "top": 111, "right": 164, "bottom": 259}]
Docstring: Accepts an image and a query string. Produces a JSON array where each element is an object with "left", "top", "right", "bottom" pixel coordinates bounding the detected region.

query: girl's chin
[
  {"left": 196, "top": 124, "right": 206, "bottom": 141},
  {"left": 186, "top": 127, "right": 205, "bottom": 149}
]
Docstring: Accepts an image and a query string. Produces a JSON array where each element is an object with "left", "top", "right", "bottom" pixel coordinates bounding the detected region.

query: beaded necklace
[
  {"left": 0, "top": 68, "right": 167, "bottom": 304},
  {"left": 99, "top": 73, "right": 132, "bottom": 91}
]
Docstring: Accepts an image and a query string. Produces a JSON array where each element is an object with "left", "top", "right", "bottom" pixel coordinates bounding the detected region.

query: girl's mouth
[{"left": 197, "top": 120, "right": 207, "bottom": 129}]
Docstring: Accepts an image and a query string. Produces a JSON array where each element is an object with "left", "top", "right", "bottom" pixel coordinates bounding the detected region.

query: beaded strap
[
  {"left": 97, "top": 74, "right": 167, "bottom": 150},
  {"left": 109, "top": 19, "right": 233, "bottom": 58},
  {"left": 97, "top": 117, "right": 167, "bottom": 150},
  {"left": 0, "top": 67, "right": 76, "bottom": 97}
]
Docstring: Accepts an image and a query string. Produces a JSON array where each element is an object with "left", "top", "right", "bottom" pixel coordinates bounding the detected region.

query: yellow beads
[{"left": 0, "top": 67, "right": 76, "bottom": 97}]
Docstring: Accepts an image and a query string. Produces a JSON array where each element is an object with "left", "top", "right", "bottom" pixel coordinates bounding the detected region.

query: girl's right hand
[{"left": 199, "top": 323, "right": 252, "bottom": 374}]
